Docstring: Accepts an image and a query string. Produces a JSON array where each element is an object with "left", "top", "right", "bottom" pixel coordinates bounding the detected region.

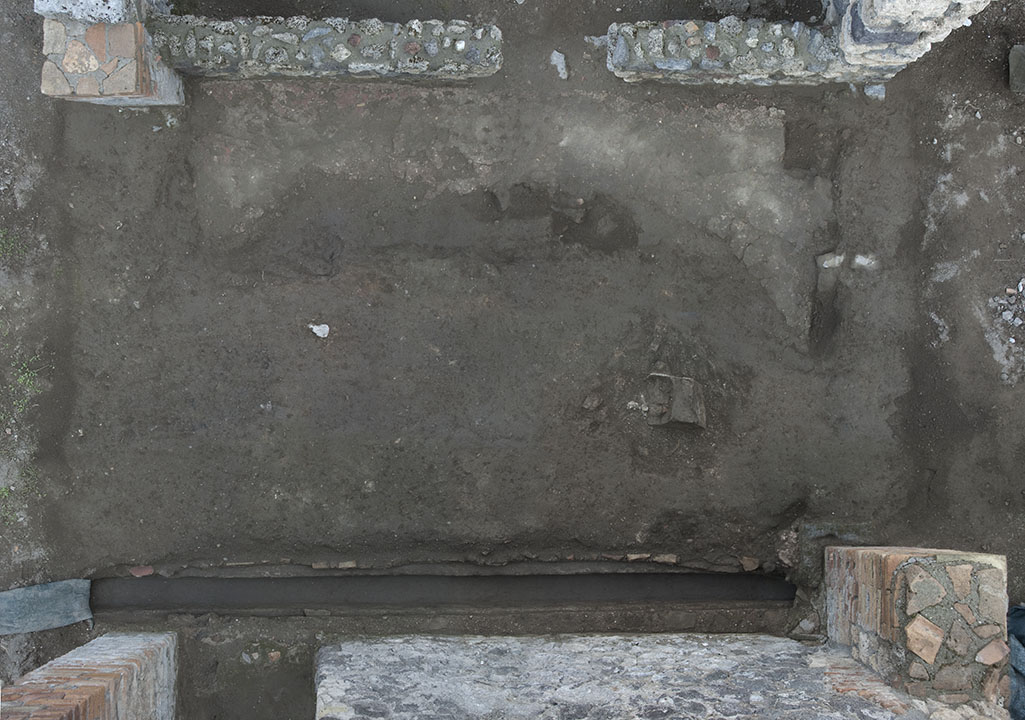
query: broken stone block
[
  {"left": 906, "top": 614, "right": 944, "bottom": 664},
  {"left": 645, "top": 373, "right": 706, "bottom": 428},
  {"left": 1011, "top": 45, "right": 1025, "bottom": 95}
]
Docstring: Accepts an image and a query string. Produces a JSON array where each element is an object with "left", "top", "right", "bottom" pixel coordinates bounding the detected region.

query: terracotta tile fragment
[
  {"left": 84, "top": 24, "right": 107, "bottom": 63},
  {"left": 976, "top": 639, "right": 1009, "bottom": 665},
  {"left": 946, "top": 563, "right": 973, "bottom": 599},
  {"left": 905, "top": 615, "right": 944, "bottom": 664}
]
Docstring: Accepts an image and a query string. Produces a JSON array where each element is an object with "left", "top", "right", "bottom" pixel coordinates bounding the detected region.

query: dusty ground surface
[{"left": 2, "top": 0, "right": 1025, "bottom": 714}]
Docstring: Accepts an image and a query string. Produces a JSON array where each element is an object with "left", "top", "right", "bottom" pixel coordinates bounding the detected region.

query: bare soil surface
[{"left": 2, "top": 0, "right": 1025, "bottom": 714}]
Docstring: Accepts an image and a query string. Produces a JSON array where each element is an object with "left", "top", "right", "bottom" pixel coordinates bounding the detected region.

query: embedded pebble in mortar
[
  {"left": 309, "top": 324, "right": 330, "bottom": 338},
  {"left": 550, "top": 50, "right": 569, "bottom": 79}
]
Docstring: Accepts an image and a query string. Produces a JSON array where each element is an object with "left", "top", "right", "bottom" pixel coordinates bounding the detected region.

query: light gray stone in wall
[
  {"left": 148, "top": 15, "right": 503, "bottom": 80},
  {"left": 316, "top": 634, "right": 929, "bottom": 719}
]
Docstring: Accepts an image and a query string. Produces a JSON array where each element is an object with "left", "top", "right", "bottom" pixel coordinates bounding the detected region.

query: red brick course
[{"left": 0, "top": 634, "right": 176, "bottom": 720}]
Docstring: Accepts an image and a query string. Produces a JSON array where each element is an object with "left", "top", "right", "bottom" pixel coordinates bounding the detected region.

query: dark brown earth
[{"left": 1, "top": 0, "right": 1025, "bottom": 716}]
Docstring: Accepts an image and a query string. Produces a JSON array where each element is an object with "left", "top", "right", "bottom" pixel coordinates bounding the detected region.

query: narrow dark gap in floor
[{"left": 91, "top": 573, "right": 796, "bottom": 612}]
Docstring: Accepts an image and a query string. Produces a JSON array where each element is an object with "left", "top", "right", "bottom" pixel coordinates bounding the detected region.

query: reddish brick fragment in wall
[
  {"left": 84, "top": 24, "right": 106, "bottom": 63},
  {"left": 976, "top": 639, "right": 1010, "bottom": 666},
  {"left": 906, "top": 615, "right": 944, "bottom": 664}
]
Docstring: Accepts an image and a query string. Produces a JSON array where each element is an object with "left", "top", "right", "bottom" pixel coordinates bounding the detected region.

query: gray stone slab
[
  {"left": 315, "top": 634, "right": 927, "bottom": 719},
  {"left": 0, "top": 579, "right": 91, "bottom": 634},
  {"left": 34, "top": 0, "right": 138, "bottom": 23},
  {"left": 1011, "top": 45, "right": 1025, "bottom": 94}
]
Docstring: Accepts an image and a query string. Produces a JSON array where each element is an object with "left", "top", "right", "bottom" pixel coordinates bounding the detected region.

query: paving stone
[
  {"left": 100, "top": 58, "right": 117, "bottom": 75},
  {"left": 102, "top": 58, "right": 137, "bottom": 94},
  {"left": 946, "top": 564, "right": 973, "bottom": 600},
  {"left": 43, "top": 18, "right": 67, "bottom": 55},
  {"left": 907, "top": 615, "right": 945, "bottom": 664},
  {"left": 62, "top": 39, "right": 99, "bottom": 73},
  {"left": 40, "top": 59, "right": 71, "bottom": 95}
]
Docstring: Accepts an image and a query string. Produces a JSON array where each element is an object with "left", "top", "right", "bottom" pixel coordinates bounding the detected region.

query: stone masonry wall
[
  {"left": 826, "top": 546, "right": 1009, "bottom": 706},
  {"left": 0, "top": 632, "right": 177, "bottom": 720},
  {"left": 607, "top": 18, "right": 868, "bottom": 86},
  {"left": 148, "top": 16, "right": 503, "bottom": 79},
  {"left": 607, "top": 0, "right": 992, "bottom": 85}
]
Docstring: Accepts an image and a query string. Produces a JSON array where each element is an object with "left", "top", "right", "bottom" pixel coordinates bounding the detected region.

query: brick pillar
[
  {"left": 825, "top": 546, "right": 1009, "bottom": 705},
  {"left": 0, "top": 632, "right": 177, "bottom": 720}
]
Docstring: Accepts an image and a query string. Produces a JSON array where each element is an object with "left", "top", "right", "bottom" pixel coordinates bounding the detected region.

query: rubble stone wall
[
  {"left": 607, "top": 0, "right": 992, "bottom": 85},
  {"left": 148, "top": 16, "right": 503, "bottom": 79},
  {"left": 826, "top": 546, "right": 1009, "bottom": 705}
]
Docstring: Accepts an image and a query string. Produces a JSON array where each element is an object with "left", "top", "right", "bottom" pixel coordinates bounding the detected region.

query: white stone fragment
[
  {"left": 853, "top": 254, "right": 880, "bottom": 270},
  {"left": 550, "top": 50, "right": 568, "bottom": 80},
  {"left": 308, "top": 323, "right": 330, "bottom": 338},
  {"left": 820, "top": 253, "right": 845, "bottom": 269},
  {"left": 864, "top": 84, "right": 886, "bottom": 100}
]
